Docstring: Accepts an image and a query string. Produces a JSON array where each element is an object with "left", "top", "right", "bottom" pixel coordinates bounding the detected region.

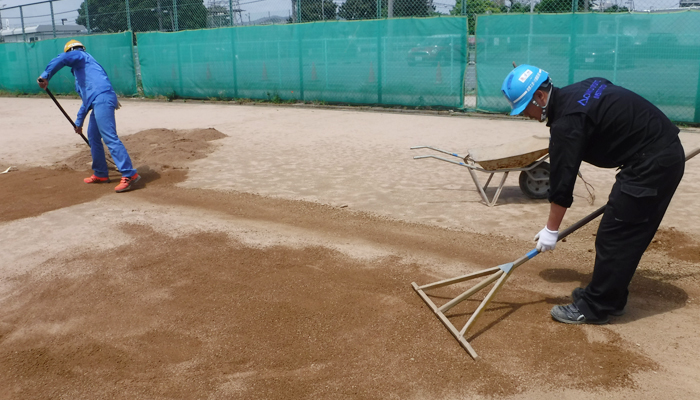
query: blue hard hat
[{"left": 501, "top": 65, "right": 549, "bottom": 116}]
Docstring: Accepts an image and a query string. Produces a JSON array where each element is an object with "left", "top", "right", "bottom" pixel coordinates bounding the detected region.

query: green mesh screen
[
  {"left": 476, "top": 11, "right": 700, "bottom": 123},
  {"left": 137, "top": 17, "right": 467, "bottom": 107},
  {"left": 0, "top": 32, "right": 137, "bottom": 96}
]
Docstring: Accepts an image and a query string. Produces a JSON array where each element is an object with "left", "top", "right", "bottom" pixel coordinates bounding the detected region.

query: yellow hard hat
[{"left": 64, "top": 40, "right": 85, "bottom": 53}]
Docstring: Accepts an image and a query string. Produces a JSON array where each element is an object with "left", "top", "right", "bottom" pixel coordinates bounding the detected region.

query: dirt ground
[{"left": 2, "top": 97, "right": 700, "bottom": 399}]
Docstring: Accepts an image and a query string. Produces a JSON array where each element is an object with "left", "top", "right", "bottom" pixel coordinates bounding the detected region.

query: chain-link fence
[
  {"left": 476, "top": 9, "right": 700, "bottom": 122},
  {"left": 2, "top": 0, "right": 699, "bottom": 119},
  {"left": 0, "top": 0, "right": 694, "bottom": 42}
]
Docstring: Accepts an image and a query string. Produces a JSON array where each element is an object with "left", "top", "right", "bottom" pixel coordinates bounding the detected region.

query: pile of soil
[{"left": 0, "top": 128, "right": 225, "bottom": 222}]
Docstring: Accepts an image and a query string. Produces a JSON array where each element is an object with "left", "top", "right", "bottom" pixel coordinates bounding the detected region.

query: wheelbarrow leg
[{"left": 467, "top": 169, "right": 509, "bottom": 207}]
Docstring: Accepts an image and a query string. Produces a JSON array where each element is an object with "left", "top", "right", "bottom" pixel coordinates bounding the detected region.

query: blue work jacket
[{"left": 40, "top": 50, "right": 116, "bottom": 127}]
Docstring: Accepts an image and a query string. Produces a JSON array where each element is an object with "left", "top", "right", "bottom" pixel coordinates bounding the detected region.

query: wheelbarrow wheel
[{"left": 519, "top": 161, "right": 550, "bottom": 199}]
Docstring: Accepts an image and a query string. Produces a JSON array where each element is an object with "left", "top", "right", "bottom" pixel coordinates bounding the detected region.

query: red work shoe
[
  {"left": 84, "top": 175, "right": 110, "bottom": 184},
  {"left": 114, "top": 173, "right": 141, "bottom": 193}
]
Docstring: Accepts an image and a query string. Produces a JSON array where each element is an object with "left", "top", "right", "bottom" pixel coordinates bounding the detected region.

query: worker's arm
[
  {"left": 546, "top": 202, "right": 567, "bottom": 231},
  {"left": 40, "top": 51, "right": 84, "bottom": 81}
]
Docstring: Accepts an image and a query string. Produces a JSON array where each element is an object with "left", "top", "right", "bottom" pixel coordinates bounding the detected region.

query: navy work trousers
[{"left": 575, "top": 139, "right": 685, "bottom": 319}]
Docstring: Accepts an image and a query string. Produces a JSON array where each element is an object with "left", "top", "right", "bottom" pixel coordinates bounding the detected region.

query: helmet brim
[{"left": 510, "top": 101, "right": 528, "bottom": 116}]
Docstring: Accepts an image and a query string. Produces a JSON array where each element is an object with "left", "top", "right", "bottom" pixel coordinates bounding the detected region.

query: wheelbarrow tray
[{"left": 467, "top": 135, "right": 549, "bottom": 171}]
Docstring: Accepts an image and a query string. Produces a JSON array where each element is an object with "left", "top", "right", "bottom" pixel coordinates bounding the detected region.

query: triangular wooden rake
[
  {"left": 412, "top": 148, "right": 700, "bottom": 360},
  {"left": 412, "top": 207, "right": 605, "bottom": 360}
]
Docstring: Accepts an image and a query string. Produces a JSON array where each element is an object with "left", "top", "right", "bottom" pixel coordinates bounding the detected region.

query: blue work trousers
[{"left": 87, "top": 92, "right": 136, "bottom": 178}]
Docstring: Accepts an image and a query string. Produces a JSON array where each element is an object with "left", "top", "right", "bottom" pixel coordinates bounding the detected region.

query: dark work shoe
[
  {"left": 551, "top": 303, "right": 610, "bottom": 325},
  {"left": 572, "top": 287, "right": 626, "bottom": 317}
]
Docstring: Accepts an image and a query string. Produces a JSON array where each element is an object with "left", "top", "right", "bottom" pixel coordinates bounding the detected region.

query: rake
[
  {"left": 412, "top": 147, "right": 700, "bottom": 360},
  {"left": 44, "top": 86, "right": 118, "bottom": 170}
]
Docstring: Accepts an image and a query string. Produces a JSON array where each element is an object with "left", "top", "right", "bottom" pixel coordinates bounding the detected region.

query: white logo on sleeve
[{"left": 518, "top": 70, "right": 533, "bottom": 83}]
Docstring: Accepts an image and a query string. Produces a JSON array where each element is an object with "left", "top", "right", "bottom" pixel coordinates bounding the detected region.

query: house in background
[{"left": 1, "top": 24, "right": 86, "bottom": 43}]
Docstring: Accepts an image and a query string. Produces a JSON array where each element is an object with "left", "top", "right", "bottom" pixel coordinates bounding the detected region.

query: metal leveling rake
[{"left": 412, "top": 147, "right": 700, "bottom": 360}]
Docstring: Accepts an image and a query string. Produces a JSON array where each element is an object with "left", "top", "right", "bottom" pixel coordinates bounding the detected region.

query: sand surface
[{"left": 1, "top": 97, "right": 700, "bottom": 399}]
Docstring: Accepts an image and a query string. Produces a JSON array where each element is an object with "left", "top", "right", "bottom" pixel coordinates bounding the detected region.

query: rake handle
[
  {"left": 44, "top": 86, "right": 119, "bottom": 170},
  {"left": 557, "top": 145, "right": 700, "bottom": 243},
  {"left": 44, "top": 87, "right": 90, "bottom": 147}
]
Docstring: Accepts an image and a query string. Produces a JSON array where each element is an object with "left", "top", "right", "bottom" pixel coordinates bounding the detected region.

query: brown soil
[{"left": 1, "top": 127, "right": 699, "bottom": 399}]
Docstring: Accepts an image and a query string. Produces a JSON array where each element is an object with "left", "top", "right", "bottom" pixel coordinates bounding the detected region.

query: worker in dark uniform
[{"left": 501, "top": 64, "right": 685, "bottom": 324}]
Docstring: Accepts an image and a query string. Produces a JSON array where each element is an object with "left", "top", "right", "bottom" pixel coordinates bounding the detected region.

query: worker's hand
[
  {"left": 534, "top": 226, "right": 558, "bottom": 252},
  {"left": 74, "top": 126, "right": 83, "bottom": 135},
  {"left": 37, "top": 77, "right": 48, "bottom": 89}
]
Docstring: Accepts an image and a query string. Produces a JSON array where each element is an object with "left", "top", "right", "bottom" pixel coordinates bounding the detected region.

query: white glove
[{"left": 534, "top": 226, "right": 558, "bottom": 252}]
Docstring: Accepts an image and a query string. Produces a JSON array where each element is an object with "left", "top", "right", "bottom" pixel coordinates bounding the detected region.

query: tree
[
  {"left": 337, "top": 0, "right": 434, "bottom": 20},
  {"left": 603, "top": 5, "right": 628, "bottom": 12},
  {"left": 450, "top": 0, "right": 501, "bottom": 35},
  {"left": 338, "top": 0, "right": 382, "bottom": 20},
  {"left": 502, "top": 0, "right": 531, "bottom": 13},
  {"left": 392, "top": 0, "right": 434, "bottom": 17},
  {"left": 299, "top": 0, "right": 338, "bottom": 21},
  {"left": 534, "top": 0, "right": 597, "bottom": 13},
  {"left": 77, "top": 0, "right": 208, "bottom": 33}
]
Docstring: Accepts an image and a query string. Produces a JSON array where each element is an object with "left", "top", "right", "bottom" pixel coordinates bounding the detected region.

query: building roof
[{"left": 1, "top": 24, "right": 86, "bottom": 37}]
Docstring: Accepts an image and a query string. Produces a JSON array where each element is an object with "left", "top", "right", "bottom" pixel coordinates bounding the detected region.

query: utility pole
[{"left": 0, "top": 4, "right": 6, "bottom": 32}]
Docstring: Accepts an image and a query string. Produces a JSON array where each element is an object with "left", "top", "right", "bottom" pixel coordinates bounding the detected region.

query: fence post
[
  {"left": 298, "top": 26, "right": 305, "bottom": 100},
  {"left": 376, "top": 0, "right": 381, "bottom": 19},
  {"left": 572, "top": 0, "right": 576, "bottom": 13},
  {"left": 229, "top": 28, "right": 238, "bottom": 98},
  {"left": 695, "top": 62, "right": 700, "bottom": 123},
  {"left": 126, "top": 0, "right": 132, "bottom": 31},
  {"left": 172, "top": 0, "right": 178, "bottom": 31},
  {"left": 297, "top": 0, "right": 301, "bottom": 23},
  {"left": 567, "top": 14, "right": 577, "bottom": 85},
  {"left": 229, "top": 0, "right": 234, "bottom": 26},
  {"left": 20, "top": 6, "right": 26, "bottom": 42},
  {"left": 85, "top": 1, "right": 91, "bottom": 33},
  {"left": 376, "top": 22, "right": 382, "bottom": 103},
  {"left": 50, "top": 1, "right": 56, "bottom": 38}
]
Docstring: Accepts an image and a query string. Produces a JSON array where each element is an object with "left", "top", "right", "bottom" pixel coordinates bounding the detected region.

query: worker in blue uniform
[
  {"left": 502, "top": 64, "right": 685, "bottom": 325},
  {"left": 38, "top": 39, "right": 140, "bottom": 193}
]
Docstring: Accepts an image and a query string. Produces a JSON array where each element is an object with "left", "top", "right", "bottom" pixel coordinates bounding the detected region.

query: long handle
[
  {"left": 44, "top": 86, "right": 90, "bottom": 147},
  {"left": 558, "top": 146, "right": 700, "bottom": 242},
  {"left": 43, "top": 85, "right": 119, "bottom": 170}
]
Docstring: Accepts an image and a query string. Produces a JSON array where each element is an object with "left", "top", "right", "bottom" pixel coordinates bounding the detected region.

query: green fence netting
[
  {"left": 476, "top": 11, "right": 700, "bottom": 123},
  {"left": 0, "top": 32, "right": 137, "bottom": 96},
  {"left": 137, "top": 17, "right": 467, "bottom": 107}
]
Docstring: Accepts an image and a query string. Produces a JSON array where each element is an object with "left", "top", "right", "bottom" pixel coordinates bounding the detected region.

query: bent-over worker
[{"left": 501, "top": 64, "right": 685, "bottom": 324}]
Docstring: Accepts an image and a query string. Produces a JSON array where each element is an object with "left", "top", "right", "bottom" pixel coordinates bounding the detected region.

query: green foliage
[
  {"left": 337, "top": 0, "right": 434, "bottom": 20},
  {"left": 450, "top": 0, "right": 501, "bottom": 35},
  {"left": 300, "top": 0, "right": 338, "bottom": 21},
  {"left": 603, "top": 5, "right": 629, "bottom": 12},
  {"left": 266, "top": 92, "right": 283, "bottom": 103},
  {"left": 392, "top": 0, "right": 434, "bottom": 17},
  {"left": 338, "top": 0, "right": 383, "bottom": 20},
  {"left": 76, "top": 0, "right": 207, "bottom": 33},
  {"left": 534, "top": 0, "right": 597, "bottom": 13},
  {"left": 503, "top": 1, "right": 532, "bottom": 13}
]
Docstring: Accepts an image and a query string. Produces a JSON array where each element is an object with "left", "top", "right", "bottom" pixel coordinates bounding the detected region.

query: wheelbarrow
[{"left": 411, "top": 135, "right": 552, "bottom": 207}]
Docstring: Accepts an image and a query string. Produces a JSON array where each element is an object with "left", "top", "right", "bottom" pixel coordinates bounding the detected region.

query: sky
[{"left": 0, "top": 0, "right": 685, "bottom": 30}]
